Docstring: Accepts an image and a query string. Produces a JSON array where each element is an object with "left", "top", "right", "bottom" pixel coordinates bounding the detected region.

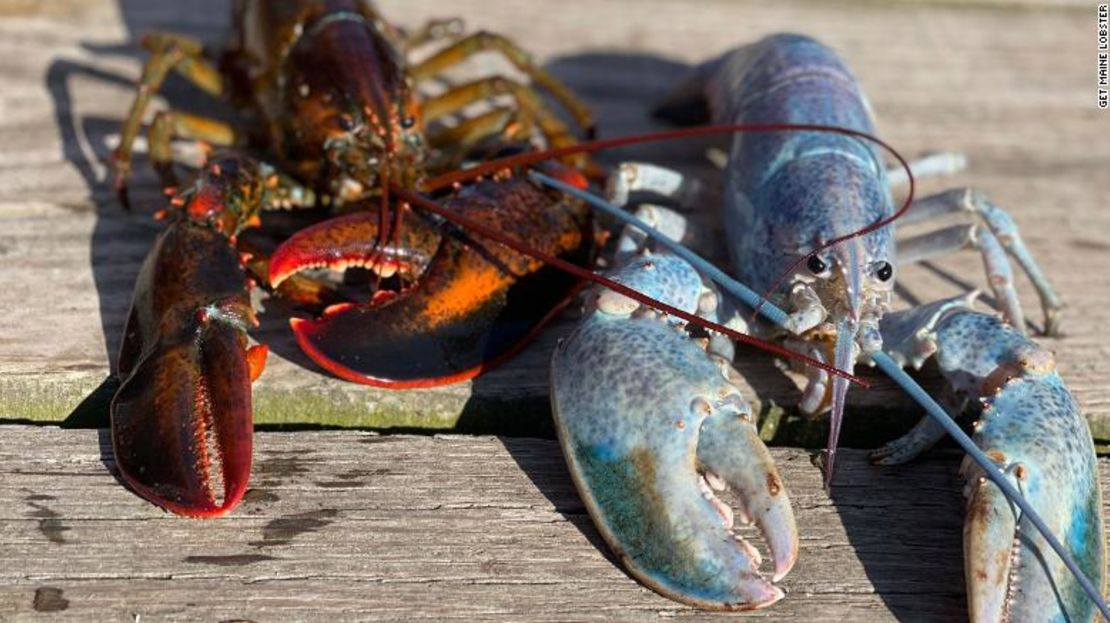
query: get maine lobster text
[{"left": 1099, "top": 3, "right": 1108, "bottom": 108}]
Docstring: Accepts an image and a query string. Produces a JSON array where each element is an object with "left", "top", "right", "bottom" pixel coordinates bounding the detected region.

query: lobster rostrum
[
  {"left": 542, "top": 34, "right": 1102, "bottom": 617},
  {"left": 110, "top": 0, "right": 599, "bottom": 515}
]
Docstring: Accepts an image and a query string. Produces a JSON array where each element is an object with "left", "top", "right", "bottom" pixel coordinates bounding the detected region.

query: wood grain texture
[
  {"left": 0, "top": 0, "right": 1106, "bottom": 438},
  {"left": 0, "top": 424, "right": 1105, "bottom": 622}
]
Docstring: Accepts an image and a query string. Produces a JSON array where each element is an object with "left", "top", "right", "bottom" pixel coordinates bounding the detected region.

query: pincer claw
[
  {"left": 111, "top": 220, "right": 259, "bottom": 517},
  {"left": 269, "top": 176, "right": 592, "bottom": 388},
  {"left": 878, "top": 296, "right": 1105, "bottom": 621},
  {"left": 551, "top": 254, "right": 797, "bottom": 610},
  {"left": 961, "top": 351, "right": 1104, "bottom": 622}
]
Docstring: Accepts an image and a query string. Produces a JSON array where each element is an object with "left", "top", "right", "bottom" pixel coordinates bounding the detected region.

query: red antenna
[
  {"left": 410, "top": 122, "right": 914, "bottom": 384},
  {"left": 394, "top": 187, "right": 868, "bottom": 387}
]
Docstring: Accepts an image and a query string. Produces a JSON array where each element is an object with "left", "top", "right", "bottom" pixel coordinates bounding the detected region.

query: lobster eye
[
  {"left": 806, "top": 255, "right": 827, "bottom": 275},
  {"left": 876, "top": 261, "right": 893, "bottom": 282},
  {"left": 400, "top": 116, "right": 415, "bottom": 129}
]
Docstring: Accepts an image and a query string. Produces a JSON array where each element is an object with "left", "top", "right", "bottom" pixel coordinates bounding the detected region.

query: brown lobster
[{"left": 110, "top": 0, "right": 598, "bottom": 517}]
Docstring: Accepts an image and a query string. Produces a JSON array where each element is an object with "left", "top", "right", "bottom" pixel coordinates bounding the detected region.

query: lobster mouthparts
[
  {"left": 269, "top": 177, "right": 593, "bottom": 388},
  {"left": 111, "top": 220, "right": 264, "bottom": 517}
]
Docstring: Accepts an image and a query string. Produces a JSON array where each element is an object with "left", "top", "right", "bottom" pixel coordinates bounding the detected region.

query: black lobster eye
[
  {"left": 806, "top": 255, "right": 827, "bottom": 275},
  {"left": 400, "top": 116, "right": 415, "bottom": 129},
  {"left": 876, "top": 261, "right": 894, "bottom": 282}
]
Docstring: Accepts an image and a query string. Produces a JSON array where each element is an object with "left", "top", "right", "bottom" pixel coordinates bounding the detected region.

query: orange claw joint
[
  {"left": 269, "top": 174, "right": 593, "bottom": 387},
  {"left": 111, "top": 161, "right": 265, "bottom": 517}
]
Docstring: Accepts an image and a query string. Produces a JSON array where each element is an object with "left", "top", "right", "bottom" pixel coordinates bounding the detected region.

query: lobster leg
[
  {"left": 426, "top": 107, "right": 528, "bottom": 156},
  {"left": 112, "top": 32, "right": 225, "bottom": 205},
  {"left": 901, "top": 221, "right": 1029, "bottom": 335},
  {"left": 400, "top": 17, "right": 464, "bottom": 51},
  {"left": 885, "top": 151, "right": 967, "bottom": 187},
  {"left": 877, "top": 295, "right": 1104, "bottom": 621},
  {"left": 868, "top": 393, "right": 951, "bottom": 466},
  {"left": 551, "top": 253, "right": 796, "bottom": 610},
  {"left": 896, "top": 188, "right": 1064, "bottom": 336},
  {"left": 605, "top": 161, "right": 710, "bottom": 217},
  {"left": 422, "top": 77, "right": 581, "bottom": 150},
  {"left": 424, "top": 105, "right": 578, "bottom": 174},
  {"left": 410, "top": 31, "right": 595, "bottom": 136},
  {"left": 147, "top": 111, "right": 236, "bottom": 191}
]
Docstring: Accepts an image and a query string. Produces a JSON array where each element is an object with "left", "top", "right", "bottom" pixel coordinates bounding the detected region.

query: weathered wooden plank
[
  {"left": 0, "top": 1, "right": 1107, "bottom": 438},
  {"left": 1, "top": 424, "right": 1104, "bottom": 621}
]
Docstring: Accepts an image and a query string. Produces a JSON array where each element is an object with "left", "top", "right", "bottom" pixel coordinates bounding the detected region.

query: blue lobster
[{"left": 551, "top": 34, "right": 1103, "bottom": 620}]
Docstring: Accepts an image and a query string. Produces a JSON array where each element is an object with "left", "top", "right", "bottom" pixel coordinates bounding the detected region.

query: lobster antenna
[
  {"left": 392, "top": 186, "right": 868, "bottom": 387},
  {"left": 529, "top": 172, "right": 1110, "bottom": 621},
  {"left": 424, "top": 123, "right": 915, "bottom": 323},
  {"left": 424, "top": 122, "right": 910, "bottom": 196}
]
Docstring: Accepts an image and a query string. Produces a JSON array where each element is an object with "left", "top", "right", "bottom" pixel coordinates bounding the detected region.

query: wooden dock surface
[
  {"left": 0, "top": 0, "right": 1107, "bottom": 620},
  {"left": 2, "top": 425, "right": 1108, "bottom": 622}
]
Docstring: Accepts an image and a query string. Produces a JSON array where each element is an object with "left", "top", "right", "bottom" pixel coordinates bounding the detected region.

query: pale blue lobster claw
[
  {"left": 877, "top": 295, "right": 1105, "bottom": 622},
  {"left": 551, "top": 254, "right": 797, "bottom": 610}
]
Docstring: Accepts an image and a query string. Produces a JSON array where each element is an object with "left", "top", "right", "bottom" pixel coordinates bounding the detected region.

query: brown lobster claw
[
  {"left": 269, "top": 175, "right": 593, "bottom": 388},
  {"left": 111, "top": 219, "right": 264, "bottom": 517}
]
